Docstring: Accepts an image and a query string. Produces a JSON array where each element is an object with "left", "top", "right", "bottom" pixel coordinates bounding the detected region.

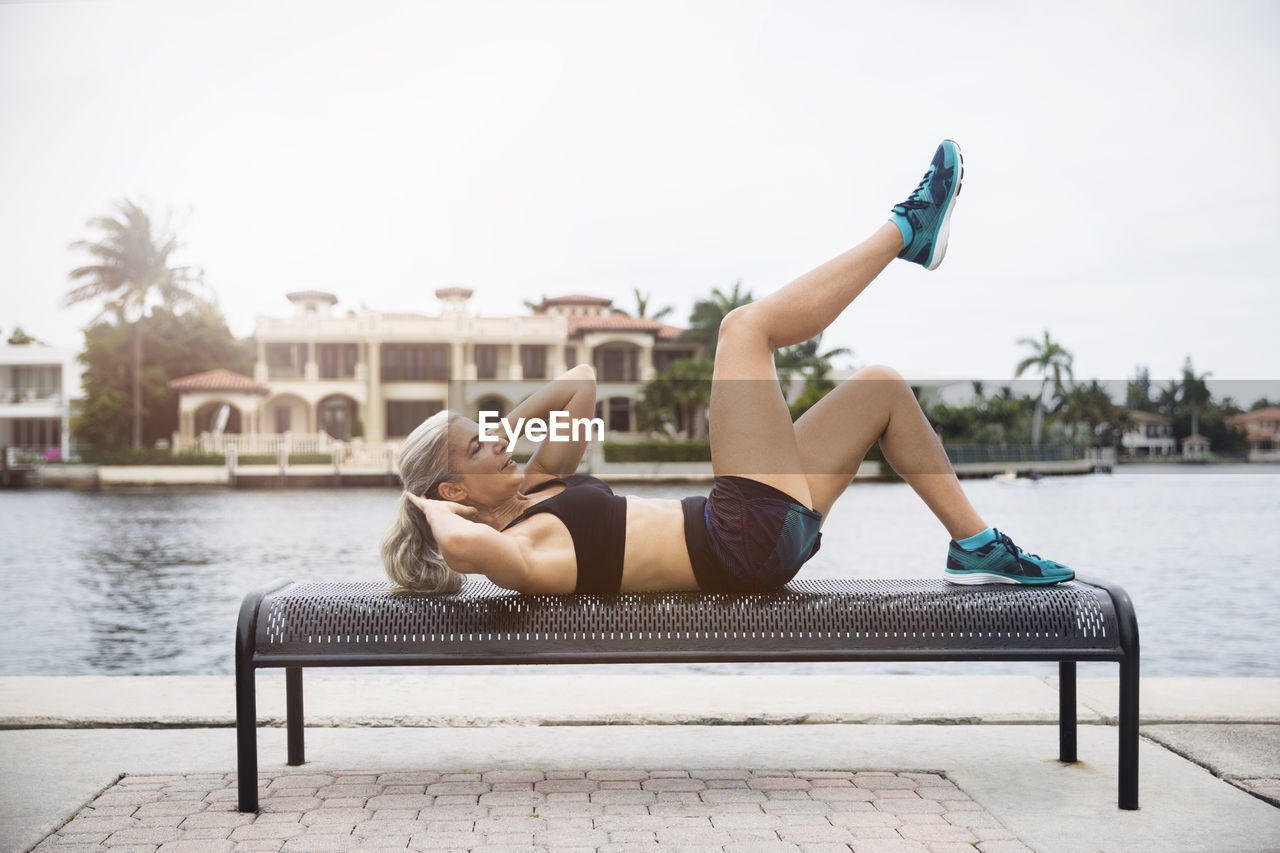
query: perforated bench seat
[{"left": 235, "top": 576, "right": 1139, "bottom": 811}]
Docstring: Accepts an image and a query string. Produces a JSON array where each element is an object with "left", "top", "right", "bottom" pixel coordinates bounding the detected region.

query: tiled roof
[
  {"left": 167, "top": 369, "right": 270, "bottom": 395},
  {"left": 1128, "top": 411, "right": 1171, "bottom": 423},
  {"left": 567, "top": 315, "right": 666, "bottom": 335},
  {"left": 1226, "top": 406, "right": 1280, "bottom": 425},
  {"left": 539, "top": 294, "right": 614, "bottom": 307},
  {"left": 657, "top": 324, "right": 688, "bottom": 341}
]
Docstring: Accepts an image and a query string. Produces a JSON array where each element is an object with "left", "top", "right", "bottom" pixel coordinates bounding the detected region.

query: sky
[{"left": 2, "top": 0, "right": 1278, "bottom": 394}]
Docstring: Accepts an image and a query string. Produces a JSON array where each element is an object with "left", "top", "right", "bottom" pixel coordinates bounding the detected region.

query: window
[
  {"left": 386, "top": 400, "right": 443, "bottom": 438},
  {"left": 608, "top": 397, "right": 631, "bottom": 432},
  {"left": 565, "top": 346, "right": 577, "bottom": 367},
  {"left": 381, "top": 345, "right": 450, "bottom": 381},
  {"left": 265, "top": 343, "right": 305, "bottom": 379},
  {"left": 475, "top": 345, "right": 498, "bottom": 380},
  {"left": 274, "top": 406, "right": 291, "bottom": 433},
  {"left": 318, "top": 344, "right": 357, "bottom": 379},
  {"left": 601, "top": 348, "right": 626, "bottom": 381},
  {"left": 653, "top": 348, "right": 696, "bottom": 373},
  {"left": 521, "top": 345, "right": 547, "bottom": 379}
]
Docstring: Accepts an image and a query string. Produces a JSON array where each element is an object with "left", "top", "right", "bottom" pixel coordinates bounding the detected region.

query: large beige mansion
[{"left": 170, "top": 289, "right": 701, "bottom": 452}]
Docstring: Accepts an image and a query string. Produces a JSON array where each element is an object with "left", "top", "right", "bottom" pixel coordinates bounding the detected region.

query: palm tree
[
  {"left": 612, "top": 288, "right": 674, "bottom": 322},
  {"left": 775, "top": 333, "right": 851, "bottom": 401},
  {"left": 63, "top": 199, "right": 210, "bottom": 449},
  {"left": 678, "top": 279, "right": 754, "bottom": 358},
  {"left": 1180, "top": 356, "right": 1213, "bottom": 438},
  {"left": 1014, "top": 330, "right": 1074, "bottom": 446}
]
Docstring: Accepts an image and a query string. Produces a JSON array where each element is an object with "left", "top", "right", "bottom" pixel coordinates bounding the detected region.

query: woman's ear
[{"left": 437, "top": 480, "right": 465, "bottom": 502}]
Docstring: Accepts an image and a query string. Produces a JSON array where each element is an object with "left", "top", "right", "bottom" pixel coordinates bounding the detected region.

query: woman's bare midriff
[{"left": 498, "top": 490, "right": 700, "bottom": 593}]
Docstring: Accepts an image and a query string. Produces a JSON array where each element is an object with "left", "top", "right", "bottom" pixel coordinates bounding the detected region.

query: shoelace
[
  {"left": 894, "top": 167, "right": 936, "bottom": 211},
  {"left": 993, "top": 529, "right": 1046, "bottom": 566}
]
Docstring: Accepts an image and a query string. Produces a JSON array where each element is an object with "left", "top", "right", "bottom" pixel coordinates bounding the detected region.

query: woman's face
[{"left": 435, "top": 416, "right": 520, "bottom": 504}]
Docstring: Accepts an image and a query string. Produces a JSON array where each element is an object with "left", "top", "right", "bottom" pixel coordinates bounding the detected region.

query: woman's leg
[
  {"left": 792, "top": 364, "right": 987, "bottom": 540},
  {"left": 710, "top": 223, "right": 903, "bottom": 508}
]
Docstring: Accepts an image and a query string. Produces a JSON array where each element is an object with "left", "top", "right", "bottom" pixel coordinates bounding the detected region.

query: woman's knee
[
  {"left": 718, "top": 304, "right": 774, "bottom": 349},
  {"left": 852, "top": 364, "right": 913, "bottom": 399}
]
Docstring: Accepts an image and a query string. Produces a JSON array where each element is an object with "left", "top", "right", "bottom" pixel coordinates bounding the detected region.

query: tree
[
  {"left": 678, "top": 279, "right": 754, "bottom": 358},
  {"left": 63, "top": 200, "right": 212, "bottom": 449},
  {"left": 1126, "top": 365, "right": 1153, "bottom": 412},
  {"left": 774, "top": 332, "right": 850, "bottom": 402},
  {"left": 7, "top": 327, "right": 43, "bottom": 345},
  {"left": 1014, "top": 330, "right": 1074, "bottom": 445},
  {"left": 612, "top": 288, "right": 674, "bottom": 322},
  {"left": 1179, "top": 356, "right": 1212, "bottom": 438},
  {"left": 635, "top": 357, "right": 714, "bottom": 439},
  {"left": 1054, "top": 380, "right": 1120, "bottom": 447},
  {"left": 76, "top": 307, "right": 253, "bottom": 453}
]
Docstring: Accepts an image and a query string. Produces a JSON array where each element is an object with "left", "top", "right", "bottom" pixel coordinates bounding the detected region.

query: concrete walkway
[{"left": 2, "top": 675, "right": 1278, "bottom": 853}]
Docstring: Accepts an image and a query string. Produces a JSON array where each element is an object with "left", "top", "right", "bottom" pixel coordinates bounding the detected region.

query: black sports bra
[{"left": 500, "top": 474, "right": 628, "bottom": 593}]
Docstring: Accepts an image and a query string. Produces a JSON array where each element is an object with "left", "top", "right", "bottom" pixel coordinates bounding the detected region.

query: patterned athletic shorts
[{"left": 681, "top": 475, "right": 823, "bottom": 593}]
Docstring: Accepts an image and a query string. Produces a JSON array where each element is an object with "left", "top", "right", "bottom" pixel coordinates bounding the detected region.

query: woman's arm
[
  {"left": 504, "top": 362, "right": 597, "bottom": 479},
  {"left": 406, "top": 493, "right": 531, "bottom": 591}
]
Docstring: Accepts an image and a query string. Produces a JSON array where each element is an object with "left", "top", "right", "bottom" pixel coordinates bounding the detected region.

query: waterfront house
[
  {"left": 0, "top": 343, "right": 81, "bottom": 461},
  {"left": 1120, "top": 411, "right": 1177, "bottom": 458},
  {"left": 1181, "top": 433, "right": 1211, "bottom": 460},
  {"left": 1224, "top": 406, "right": 1280, "bottom": 462},
  {"left": 170, "top": 289, "right": 701, "bottom": 454}
]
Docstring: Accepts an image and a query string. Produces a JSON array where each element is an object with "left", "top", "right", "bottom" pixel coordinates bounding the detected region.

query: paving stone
[
  {"left": 761, "top": 800, "right": 835, "bottom": 814},
  {"left": 61, "top": 815, "right": 140, "bottom": 834},
  {"left": 898, "top": 824, "right": 977, "bottom": 843},
  {"left": 642, "top": 777, "right": 708, "bottom": 792},
  {"left": 270, "top": 776, "right": 335, "bottom": 790},
  {"left": 975, "top": 842, "right": 1034, "bottom": 853},
  {"left": 589, "top": 789, "right": 657, "bottom": 805},
  {"left": 711, "top": 813, "right": 784, "bottom": 828},
  {"left": 777, "top": 823, "right": 856, "bottom": 843},
  {"left": 895, "top": 814, "right": 947, "bottom": 825},
  {"left": 278, "top": 836, "right": 361, "bottom": 852},
  {"left": 479, "top": 790, "right": 545, "bottom": 806},
  {"left": 914, "top": 786, "right": 966, "bottom": 801},
  {"left": 690, "top": 769, "right": 753, "bottom": 780},
  {"left": 808, "top": 787, "right": 875, "bottom": 803},
  {"left": 707, "top": 779, "right": 752, "bottom": 788},
  {"left": 928, "top": 844, "right": 984, "bottom": 853},
  {"left": 102, "top": 827, "right": 181, "bottom": 846},
  {"left": 375, "top": 772, "right": 441, "bottom": 786},
  {"left": 425, "top": 781, "right": 488, "bottom": 796},
  {"left": 655, "top": 826, "right": 733, "bottom": 844},
  {"left": 970, "top": 827, "right": 1020, "bottom": 843},
  {"left": 854, "top": 776, "right": 917, "bottom": 790},
  {"left": 406, "top": 832, "right": 480, "bottom": 850},
  {"left": 584, "top": 770, "right": 648, "bottom": 782},
  {"left": 155, "top": 842, "right": 236, "bottom": 853},
  {"left": 941, "top": 810, "right": 1001, "bottom": 829},
  {"left": 228, "top": 822, "right": 308, "bottom": 841},
  {"left": 351, "top": 819, "right": 427, "bottom": 836},
  {"left": 368, "top": 809, "right": 418, "bottom": 821},
  {"left": 749, "top": 777, "right": 813, "bottom": 791},
  {"left": 702, "top": 788, "right": 768, "bottom": 804},
  {"left": 482, "top": 770, "right": 545, "bottom": 783},
  {"left": 848, "top": 839, "right": 929, "bottom": 852},
  {"left": 828, "top": 812, "right": 901, "bottom": 828},
  {"left": 750, "top": 770, "right": 796, "bottom": 777},
  {"left": 533, "top": 778, "right": 597, "bottom": 794},
  {"left": 301, "top": 808, "right": 374, "bottom": 825},
  {"left": 535, "top": 829, "right": 609, "bottom": 846},
  {"left": 317, "top": 785, "right": 382, "bottom": 799},
  {"left": 873, "top": 799, "right": 944, "bottom": 815},
  {"left": 544, "top": 771, "right": 586, "bottom": 779},
  {"left": 723, "top": 843, "right": 801, "bottom": 853},
  {"left": 365, "top": 794, "right": 433, "bottom": 810},
  {"left": 180, "top": 813, "right": 256, "bottom": 829},
  {"left": 93, "top": 791, "right": 165, "bottom": 808},
  {"left": 871, "top": 789, "right": 920, "bottom": 799}
]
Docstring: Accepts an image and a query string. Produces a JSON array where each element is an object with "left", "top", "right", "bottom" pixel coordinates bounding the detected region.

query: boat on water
[{"left": 993, "top": 469, "right": 1044, "bottom": 485}]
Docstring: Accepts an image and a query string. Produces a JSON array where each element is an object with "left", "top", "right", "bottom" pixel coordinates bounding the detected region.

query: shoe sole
[
  {"left": 925, "top": 142, "right": 964, "bottom": 271},
  {"left": 944, "top": 570, "right": 1074, "bottom": 586}
]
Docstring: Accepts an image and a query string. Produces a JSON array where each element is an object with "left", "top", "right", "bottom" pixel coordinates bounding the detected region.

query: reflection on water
[{"left": 1, "top": 465, "right": 1276, "bottom": 677}]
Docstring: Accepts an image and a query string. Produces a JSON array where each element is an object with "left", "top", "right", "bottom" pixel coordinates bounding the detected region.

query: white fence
[{"left": 190, "top": 432, "right": 337, "bottom": 456}]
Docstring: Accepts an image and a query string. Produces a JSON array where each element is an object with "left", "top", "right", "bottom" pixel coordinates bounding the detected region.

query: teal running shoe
[
  {"left": 890, "top": 139, "right": 964, "bottom": 270},
  {"left": 944, "top": 528, "right": 1075, "bottom": 586}
]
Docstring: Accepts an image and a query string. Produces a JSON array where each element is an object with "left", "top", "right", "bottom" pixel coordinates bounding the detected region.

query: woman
[{"left": 383, "top": 140, "right": 1074, "bottom": 595}]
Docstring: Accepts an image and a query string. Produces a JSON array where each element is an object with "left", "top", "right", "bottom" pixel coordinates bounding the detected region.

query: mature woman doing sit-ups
[{"left": 382, "top": 140, "right": 1074, "bottom": 595}]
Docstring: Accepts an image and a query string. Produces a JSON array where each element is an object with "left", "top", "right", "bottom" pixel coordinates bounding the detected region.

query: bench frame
[{"left": 235, "top": 576, "right": 1139, "bottom": 812}]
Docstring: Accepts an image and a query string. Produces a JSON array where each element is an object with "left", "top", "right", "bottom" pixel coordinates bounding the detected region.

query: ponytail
[{"left": 380, "top": 409, "right": 466, "bottom": 593}]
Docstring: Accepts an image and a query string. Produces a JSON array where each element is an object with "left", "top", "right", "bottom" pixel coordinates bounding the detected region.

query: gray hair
[{"left": 380, "top": 408, "right": 467, "bottom": 593}]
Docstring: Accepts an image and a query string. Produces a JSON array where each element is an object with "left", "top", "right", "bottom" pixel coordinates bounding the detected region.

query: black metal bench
[{"left": 235, "top": 576, "right": 1139, "bottom": 812}]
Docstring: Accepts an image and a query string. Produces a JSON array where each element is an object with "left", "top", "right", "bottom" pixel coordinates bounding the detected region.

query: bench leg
[
  {"left": 236, "top": 661, "right": 258, "bottom": 812},
  {"left": 287, "top": 667, "right": 305, "bottom": 766},
  {"left": 1058, "top": 661, "right": 1077, "bottom": 763},
  {"left": 1119, "top": 657, "right": 1140, "bottom": 809}
]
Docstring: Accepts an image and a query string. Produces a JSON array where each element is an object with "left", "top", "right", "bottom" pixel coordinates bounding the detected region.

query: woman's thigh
[{"left": 709, "top": 306, "right": 813, "bottom": 509}]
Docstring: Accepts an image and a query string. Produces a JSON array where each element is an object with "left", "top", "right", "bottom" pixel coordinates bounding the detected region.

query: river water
[{"left": 1, "top": 465, "right": 1276, "bottom": 679}]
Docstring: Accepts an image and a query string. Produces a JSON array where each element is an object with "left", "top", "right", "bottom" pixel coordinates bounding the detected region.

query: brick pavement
[{"left": 32, "top": 769, "right": 1032, "bottom": 853}]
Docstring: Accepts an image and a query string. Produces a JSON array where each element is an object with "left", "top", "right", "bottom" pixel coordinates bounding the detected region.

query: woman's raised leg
[
  {"left": 709, "top": 140, "right": 964, "bottom": 509},
  {"left": 709, "top": 224, "right": 903, "bottom": 508}
]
